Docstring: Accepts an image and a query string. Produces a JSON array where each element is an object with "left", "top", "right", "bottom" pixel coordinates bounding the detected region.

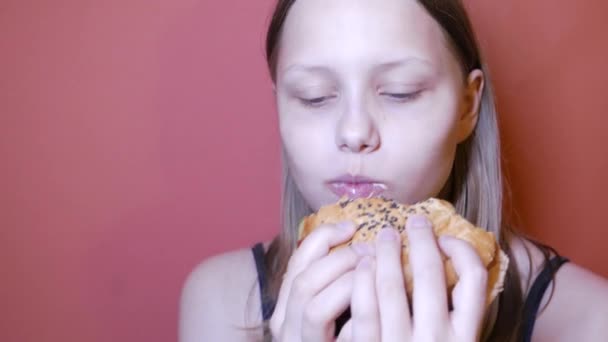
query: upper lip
[{"left": 328, "top": 174, "right": 382, "bottom": 184}]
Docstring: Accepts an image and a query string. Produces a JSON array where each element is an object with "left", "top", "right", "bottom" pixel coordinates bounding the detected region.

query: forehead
[{"left": 277, "top": 0, "right": 451, "bottom": 75}]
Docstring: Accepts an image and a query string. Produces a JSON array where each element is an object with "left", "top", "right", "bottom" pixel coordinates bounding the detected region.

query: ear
[{"left": 455, "top": 69, "right": 484, "bottom": 143}]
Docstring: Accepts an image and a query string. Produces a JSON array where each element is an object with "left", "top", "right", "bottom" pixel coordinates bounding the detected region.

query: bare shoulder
[
  {"left": 511, "top": 237, "right": 608, "bottom": 341},
  {"left": 178, "top": 246, "right": 266, "bottom": 342}
]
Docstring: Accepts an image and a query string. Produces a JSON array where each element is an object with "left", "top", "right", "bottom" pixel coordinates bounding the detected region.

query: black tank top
[{"left": 251, "top": 242, "right": 569, "bottom": 341}]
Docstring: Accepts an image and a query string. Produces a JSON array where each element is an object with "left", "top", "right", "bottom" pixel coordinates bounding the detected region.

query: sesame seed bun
[{"left": 297, "top": 197, "right": 509, "bottom": 308}]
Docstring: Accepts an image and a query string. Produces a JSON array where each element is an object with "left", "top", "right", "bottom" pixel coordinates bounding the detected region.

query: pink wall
[{"left": 2, "top": 1, "right": 606, "bottom": 341}]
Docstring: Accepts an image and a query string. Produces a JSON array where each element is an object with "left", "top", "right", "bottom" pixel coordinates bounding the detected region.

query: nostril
[{"left": 336, "top": 119, "right": 381, "bottom": 153}]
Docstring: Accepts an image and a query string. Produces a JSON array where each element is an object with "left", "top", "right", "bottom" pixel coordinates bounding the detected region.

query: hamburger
[{"left": 297, "top": 196, "right": 509, "bottom": 308}]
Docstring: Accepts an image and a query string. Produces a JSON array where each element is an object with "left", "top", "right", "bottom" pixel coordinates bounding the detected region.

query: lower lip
[{"left": 328, "top": 182, "right": 387, "bottom": 199}]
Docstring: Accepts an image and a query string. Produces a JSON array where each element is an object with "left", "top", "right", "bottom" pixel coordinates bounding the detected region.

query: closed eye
[
  {"left": 381, "top": 91, "right": 422, "bottom": 102},
  {"left": 300, "top": 96, "right": 335, "bottom": 107}
]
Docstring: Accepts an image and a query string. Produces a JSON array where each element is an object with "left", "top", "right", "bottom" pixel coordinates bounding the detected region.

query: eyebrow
[
  {"left": 281, "top": 57, "right": 435, "bottom": 76},
  {"left": 375, "top": 57, "right": 435, "bottom": 71}
]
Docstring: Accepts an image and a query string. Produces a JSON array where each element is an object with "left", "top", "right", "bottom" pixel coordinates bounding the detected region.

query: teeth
[
  {"left": 373, "top": 183, "right": 387, "bottom": 190},
  {"left": 365, "top": 183, "right": 387, "bottom": 198}
]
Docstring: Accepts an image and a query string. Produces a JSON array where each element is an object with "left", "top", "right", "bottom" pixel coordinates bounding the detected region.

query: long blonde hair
[{"left": 249, "top": 1, "right": 558, "bottom": 340}]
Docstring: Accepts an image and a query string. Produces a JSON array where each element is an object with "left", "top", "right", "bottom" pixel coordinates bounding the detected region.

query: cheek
[
  {"left": 279, "top": 114, "right": 335, "bottom": 210},
  {"left": 278, "top": 108, "right": 332, "bottom": 176},
  {"left": 385, "top": 129, "right": 456, "bottom": 202},
  {"left": 384, "top": 93, "right": 460, "bottom": 153},
  {"left": 381, "top": 88, "right": 461, "bottom": 199},
  {"left": 385, "top": 119, "right": 455, "bottom": 176}
]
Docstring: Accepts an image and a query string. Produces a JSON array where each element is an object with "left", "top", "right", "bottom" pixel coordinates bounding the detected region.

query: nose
[{"left": 335, "top": 106, "right": 380, "bottom": 153}]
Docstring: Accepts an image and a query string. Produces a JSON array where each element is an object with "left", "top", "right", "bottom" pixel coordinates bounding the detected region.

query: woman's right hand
[{"left": 269, "top": 221, "right": 371, "bottom": 341}]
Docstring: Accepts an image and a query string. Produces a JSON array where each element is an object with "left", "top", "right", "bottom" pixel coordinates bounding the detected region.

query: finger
[
  {"left": 290, "top": 244, "right": 361, "bottom": 306},
  {"left": 438, "top": 235, "right": 487, "bottom": 340},
  {"left": 282, "top": 245, "right": 362, "bottom": 340},
  {"left": 301, "top": 271, "right": 354, "bottom": 341},
  {"left": 351, "top": 256, "right": 381, "bottom": 342},
  {"left": 284, "top": 247, "right": 360, "bottom": 337},
  {"left": 270, "top": 221, "right": 356, "bottom": 334},
  {"left": 295, "top": 221, "right": 356, "bottom": 266},
  {"left": 406, "top": 214, "right": 449, "bottom": 328},
  {"left": 375, "top": 227, "right": 411, "bottom": 339},
  {"left": 336, "top": 319, "right": 352, "bottom": 342}
]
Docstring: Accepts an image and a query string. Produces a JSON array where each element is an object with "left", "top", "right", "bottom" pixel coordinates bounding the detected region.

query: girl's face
[{"left": 275, "top": 0, "right": 483, "bottom": 211}]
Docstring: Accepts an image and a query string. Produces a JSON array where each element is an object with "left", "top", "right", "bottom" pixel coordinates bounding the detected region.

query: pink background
[{"left": 2, "top": 1, "right": 607, "bottom": 341}]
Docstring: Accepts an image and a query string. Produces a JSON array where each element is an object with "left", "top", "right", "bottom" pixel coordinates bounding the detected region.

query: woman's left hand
[{"left": 338, "top": 214, "right": 488, "bottom": 342}]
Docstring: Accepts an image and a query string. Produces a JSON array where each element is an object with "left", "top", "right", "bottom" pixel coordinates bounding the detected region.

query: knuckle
[
  {"left": 338, "top": 245, "right": 361, "bottom": 263},
  {"left": 468, "top": 265, "right": 488, "bottom": 286},
  {"left": 409, "top": 235, "right": 439, "bottom": 256},
  {"left": 413, "top": 254, "right": 443, "bottom": 272},
  {"left": 426, "top": 255, "right": 444, "bottom": 269},
  {"left": 377, "top": 279, "right": 404, "bottom": 297},
  {"left": 302, "top": 304, "right": 324, "bottom": 327},
  {"left": 291, "top": 274, "right": 314, "bottom": 297},
  {"left": 286, "top": 254, "right": 302, "bottom": 272},
  {"left": 286, "top": 253, "right": 310, "bottom": 276},
  {"left": 355, "top": 309, "right": 377, "bottom": 323}
]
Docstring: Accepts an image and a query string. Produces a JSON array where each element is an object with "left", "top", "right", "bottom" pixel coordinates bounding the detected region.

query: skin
[{"left": 179, "top": 0, "right": 608, "bottom": 341}]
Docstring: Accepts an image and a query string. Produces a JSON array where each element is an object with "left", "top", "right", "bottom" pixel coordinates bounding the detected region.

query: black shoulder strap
[
  {"left": 251, "top": 243, "right": 275, "bottom": 321},
  {"left": 521, "top": 255, "right": 569, "bottom": 342}
]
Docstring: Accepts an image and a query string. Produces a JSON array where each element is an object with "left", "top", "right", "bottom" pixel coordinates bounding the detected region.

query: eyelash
[
  {"left": 300, "top": 91, "right": 422, "bottom": 107},
  {"left": 380, "top": 91, "right": 423, "bottom": 102},
  {"left": 300, "top": 96, "right": 335, "bottom": 107}
]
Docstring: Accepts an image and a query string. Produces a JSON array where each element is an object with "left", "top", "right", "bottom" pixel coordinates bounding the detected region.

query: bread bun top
[{"left": 297, "top": 196, "right": 509, "bottom": 307}]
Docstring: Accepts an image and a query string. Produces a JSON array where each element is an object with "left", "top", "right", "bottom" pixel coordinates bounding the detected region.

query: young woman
[{"left": 179, "top": 0, "right": 608, "bottom": 341}]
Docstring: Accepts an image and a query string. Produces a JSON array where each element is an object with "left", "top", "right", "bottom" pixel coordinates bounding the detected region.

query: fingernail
[
  {"left": 351, "top": 242, "right": 374, "bottom": 256},
  {"left": 336, "top": 221, "right": 355, "bottom": 231},
  {"left": 377, "top": 227, "right": 397, "bottom": 241},
  {"left": 407, "top": 215, "right": 429, "bottom": 229}
]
